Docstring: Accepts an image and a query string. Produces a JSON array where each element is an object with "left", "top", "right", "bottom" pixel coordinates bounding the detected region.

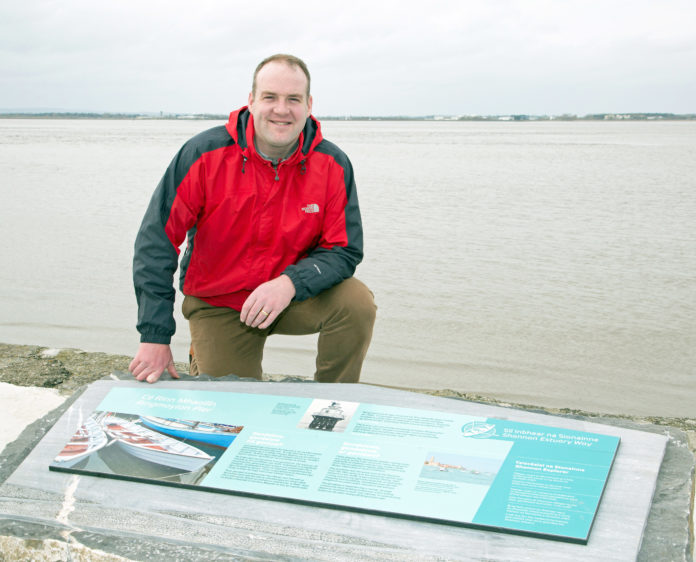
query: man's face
[{"left": 248, "top": 61, "right": 313, "bottom": 159}]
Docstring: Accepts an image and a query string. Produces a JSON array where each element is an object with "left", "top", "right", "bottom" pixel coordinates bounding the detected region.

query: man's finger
[
  {"left": 258, "top": 309, "right": 277, "bottom": 329},
  {"left": 167, "top": 362, "right": 180, "bottom": 379},
  {"left": 252, "top": 307, "right": 271, "bottom": 328},
  {"left": 129, "top": 362, "right": 142, "bottom": 378},
  {"left": 146, "top": 371, "right": 163, "bottom": 384},
  {"left": 244, "top": 303, "right": 265, "bottom": 327},
  {"left": 246, "top": 307, "right": 258, "bottom": 327},
  {"left": 240, "top": 296, "right": 258, "bottom": 323},
  {"left": 131, "top": 363, "right": 147, "bottom": 379}
]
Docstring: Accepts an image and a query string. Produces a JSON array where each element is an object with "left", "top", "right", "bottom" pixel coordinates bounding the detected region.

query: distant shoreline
[{"left": 1, "top": 112, "right": 695, "bottom": 121}]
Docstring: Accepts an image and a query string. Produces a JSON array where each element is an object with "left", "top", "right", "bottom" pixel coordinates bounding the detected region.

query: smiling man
[{"left": 129, "top": 54, "right": 376, "bottom": 384}]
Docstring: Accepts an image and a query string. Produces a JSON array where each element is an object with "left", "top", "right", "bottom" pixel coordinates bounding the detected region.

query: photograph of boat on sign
[
  {"left": 53, "top": 414, "right": 108, "bottom": 469},
  {"left": 102, "top": 414, "right": 215, "bottom": 472},
  {"left": 51, "top": 411, "right": 239, "bottom": 484},
  {"left": 139, "top": 416, "right": 243, "bottom": 448}
]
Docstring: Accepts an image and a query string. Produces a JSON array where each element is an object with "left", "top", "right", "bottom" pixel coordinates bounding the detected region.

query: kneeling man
[{"left": 129, "top": 54, "right": 376, "bottom": 384}]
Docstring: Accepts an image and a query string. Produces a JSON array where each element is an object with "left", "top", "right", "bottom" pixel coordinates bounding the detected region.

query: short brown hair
[{"left": 252, "top": 54, "right": 311, "bottom": 99}]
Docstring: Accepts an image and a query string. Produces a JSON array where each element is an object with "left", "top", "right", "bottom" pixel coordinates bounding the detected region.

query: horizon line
[{"left": 2, "top": 110, "right": 696, "bottom": 122}]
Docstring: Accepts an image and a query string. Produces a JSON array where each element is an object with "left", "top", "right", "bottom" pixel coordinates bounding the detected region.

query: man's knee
[{"left": 336, "top": 277, "right": 377, "bottom": 333}]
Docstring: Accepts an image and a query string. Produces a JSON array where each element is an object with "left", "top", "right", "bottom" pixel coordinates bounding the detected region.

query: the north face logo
[{"left": 302, "top": 203, "right": 320, "bottom": 214}]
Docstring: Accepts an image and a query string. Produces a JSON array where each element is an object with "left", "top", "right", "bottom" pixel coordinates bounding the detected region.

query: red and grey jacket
[{"left": 133, "top": 107, "right": 364, "bottom": 344}]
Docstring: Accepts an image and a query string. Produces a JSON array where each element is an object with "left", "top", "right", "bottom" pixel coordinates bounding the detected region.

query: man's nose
[{"left": 272, "top": 98, "right": 290, "bottom": 114}]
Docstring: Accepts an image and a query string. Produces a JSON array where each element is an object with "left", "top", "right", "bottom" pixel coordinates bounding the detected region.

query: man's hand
[
  {"left": 129, "top": 342, "right": 180, "bottom": 384},
  {"left": 241, "top": 274, "right": 296, "bottom": 329}
]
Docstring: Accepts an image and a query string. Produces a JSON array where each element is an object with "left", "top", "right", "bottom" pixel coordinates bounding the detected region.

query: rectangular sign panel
[{"left": 49, "top": 388, "right": 619, "bottom": 543}]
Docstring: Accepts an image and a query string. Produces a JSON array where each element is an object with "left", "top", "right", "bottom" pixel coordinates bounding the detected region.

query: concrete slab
[
  {"left": 0, "top": 382, "right": 66, "bottom": 450},
  {"left": 0, "top": 379, "right": 691, "bottom": 561}
]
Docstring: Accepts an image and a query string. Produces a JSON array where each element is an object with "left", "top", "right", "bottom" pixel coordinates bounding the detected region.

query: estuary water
[{"left": 0, "top": 118, "right": 694, "bottom": 417}]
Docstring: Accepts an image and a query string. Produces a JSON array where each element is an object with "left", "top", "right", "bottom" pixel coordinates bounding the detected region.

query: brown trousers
[{"left": 182, "top": 277, "right": 376, "bottom": 383}]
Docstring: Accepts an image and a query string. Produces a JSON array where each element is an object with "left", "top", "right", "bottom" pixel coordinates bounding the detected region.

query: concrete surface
[
  {"left": 0, "top": 378, "right": 693, "bottom": 561},
  {"left": 0, "top": 382, "right": 66, "bottom": 451}
]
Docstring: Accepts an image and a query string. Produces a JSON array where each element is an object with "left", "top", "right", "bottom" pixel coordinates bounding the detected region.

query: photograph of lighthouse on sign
[
  {"left": 420, "top": 451, "right": 506, "bottom": 486},
  {"left": 296, "top": 399, "right": 359, "bottom": 432}
]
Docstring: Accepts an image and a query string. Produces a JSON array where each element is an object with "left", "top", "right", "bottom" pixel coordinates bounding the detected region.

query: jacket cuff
[
  {"left": 283, "top": 267, "right": 308, "bottom": 301},
  {"left": 139, "top": 333, "right": 172, "bottom": 345}
]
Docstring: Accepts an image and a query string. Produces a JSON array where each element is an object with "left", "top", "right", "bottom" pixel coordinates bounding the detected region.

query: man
[{"left": 129, "top": 54, "right": 376, "bottom": 384}]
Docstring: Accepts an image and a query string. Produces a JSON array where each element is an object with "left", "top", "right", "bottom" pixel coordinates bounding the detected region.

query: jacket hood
[{"left": 224, "top": 106, "right": 324, "bottom": 159}]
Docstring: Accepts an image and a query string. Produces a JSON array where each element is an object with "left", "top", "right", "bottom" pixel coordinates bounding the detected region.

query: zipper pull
[{"left": 273, "top": 163, "right": 280, "bottom": 181}]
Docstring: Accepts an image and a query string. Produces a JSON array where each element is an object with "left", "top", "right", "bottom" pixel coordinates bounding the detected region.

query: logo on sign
[{"left": 461, "top": 421, "right": 496, "bottom": 439}]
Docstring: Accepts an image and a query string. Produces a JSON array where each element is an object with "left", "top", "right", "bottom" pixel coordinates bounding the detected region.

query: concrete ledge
[{"left": 0, "top": 376, "right": 693, "bottom": 561}]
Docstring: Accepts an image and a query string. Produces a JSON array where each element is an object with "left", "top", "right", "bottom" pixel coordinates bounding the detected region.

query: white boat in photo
[
  {"left": 102, "top": 414, "right": 214, "bottom": 472},
  {"left": 139, "top": 416, "right": 242, "bottom": 447},
  {"left": 54, "top": 414, "right": 108, "bottom": 467}
]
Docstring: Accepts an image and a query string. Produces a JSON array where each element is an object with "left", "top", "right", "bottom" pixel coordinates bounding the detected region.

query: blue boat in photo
[{"left": 140, "top": 416, "right": 243, "bottom": 448}]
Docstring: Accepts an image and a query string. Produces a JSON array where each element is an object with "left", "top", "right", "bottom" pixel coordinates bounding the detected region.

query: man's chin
[{"left": 271, "top": 134, "right": 299, "bottom": 149}]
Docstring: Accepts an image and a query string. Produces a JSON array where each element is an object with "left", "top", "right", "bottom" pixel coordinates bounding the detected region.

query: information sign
[{"left": 49, "top": 387, "right": 619, "bottom": 543}]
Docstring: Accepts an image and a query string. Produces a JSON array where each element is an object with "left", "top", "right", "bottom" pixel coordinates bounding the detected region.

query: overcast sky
[{"left": 2, "top": 0, "right": 695, "bottom": 116}]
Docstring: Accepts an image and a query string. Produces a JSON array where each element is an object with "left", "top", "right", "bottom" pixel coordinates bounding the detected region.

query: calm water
[{"left": 1, "top": 119, "right": 694, "bottom": 417}]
